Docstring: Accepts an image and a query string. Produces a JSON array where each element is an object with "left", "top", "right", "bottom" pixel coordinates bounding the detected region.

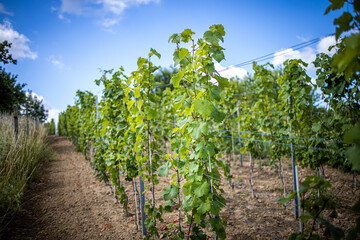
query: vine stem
[
  {"left": 307, "top": 198, "right": 330, "bottom": 240},
  {"left": 186, "top": 212, "right": 194, "bottom": 240}
]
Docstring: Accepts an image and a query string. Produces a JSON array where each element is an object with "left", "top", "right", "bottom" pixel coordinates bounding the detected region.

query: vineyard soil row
[
  {"left": 4, "top": 136, "right": 142, "bottom": 240},
  {"left": 4, "top": 136, "right": 359, "bottom": 239}
]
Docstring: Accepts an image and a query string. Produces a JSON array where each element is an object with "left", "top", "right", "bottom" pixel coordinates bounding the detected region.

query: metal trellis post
[
  {"left": 236, "top": 101, "right": 243, "bottom": 167},
  {"left": 138, "top": 164, "right": 147, "bottom": 236},
  {"left": 208, "top": 154, "right": 217, "bottom": 240},
  {"left": 289, "top": 96, "right": 302, "bottom": 233}
]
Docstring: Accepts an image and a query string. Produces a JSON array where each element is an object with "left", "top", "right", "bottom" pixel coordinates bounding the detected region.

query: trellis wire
[
  {"left": 212, "top": 128, "right": 346, "bottom": 145},
  {"left": 217, "top": 134, "right": 345, "bottom": 154},
  {"left": 152, "top": 119, "right": 346, "bottom": 146},
  {"left": 204, "top": 173, "right": 294, "bottom": 210}
]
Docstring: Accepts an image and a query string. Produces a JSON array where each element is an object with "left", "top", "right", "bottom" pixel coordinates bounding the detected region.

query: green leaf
[
  {"left": 209, "top": 217, "right": 226, "bottom": 239},
  {"left": 183, "top": 195, "right": 194, "bottom": 211},
  {"left": 180, "top": 29, "right": 195, "bottom": 43},
  {"left": 190, "top": 225, "right": 207, "bottom": 240},
  {"left": 209, "top": 24, "right": 225, "bottom": 37},
  {"left": 146, "top": 107, "right": 157, "bottom": 120},
  {"left": 193, "top": 99, "right": 213, "bottom": 118},
  {"left": 127, "top": 99, "right": 135, "bottom": 110},
  {"left": 164, "top": 201, "right": 174, "bottom": 212},
  {"left": 334, "top": 12, "right": 353, "bottom": 39},
  {"left": 168, "top": 33, "right": 180, "bottom": 43},
  {"left": 194, "top": 181, "right": 210, "bottom": 197},
  {"left": 299, "top": 214, "right": 312, "bottom": 223},
  {"left": 203, "top": 30, "right": 218, "bottom": 45},
  {"left": 149, "top": 48, "right": 161, "bottom": 59},
  {"left": 197, "top": 198, "right": 211, "bottom": 214},
  {"left": 240, "top": 146, "right": 247, "bottom": 154},
  {"left": 188, "top": 162, "right": 199, "bottom": 173},
  {"left": 212, "top": 48, "right": 225, "bottom": 63},
  {"left": 209, "top": 85, "right": 221, "bottom": 101},
  {"left": 137, "top": 57, "right": 146, "bottom": 68},
  {"left": 179, "top": 48, "right": 189, "bottom": 61},
  {"left": 214, "top": 74, "right": 229, "bottom": 91},
  {"left": 302, "top": 175, "right": 331, "bottom": 190},
  {"left": 134, "top": 85, "right": 141, "bottom": 98},
  {"left": 325, "top": 0, "right": 345, "bottom": 14},
  {"left": 206, "top": 142, "right": 216, "bottom": 157},
  {"left": 279, "top": 191, "right": 297, "bottom": 205},
  {"left": 161, "top": 185, "right": 178, "bottom": 201},
  {"left": 171, "top": 69, "right": 185, "bottom": 88},
  {"left": 344, "top": 123, "right": 360, "bottom": 171},
  {"left": 183, "top": 182, "right": 191, "bottom": 196},
  {"left": 173, "top": 49, "right": 180, "bottom": 66},
  {"left": 190, "top": 122, "right": 208, "bottom": 139},
  {"left": 210, "top": 105, "right": 225, "bottom": 123},
  {"left": 312, "top": 122, "right": 321, "bottom": 132},
  {"left": 158, "top": 164, "right": 169, "bottom": 177}
]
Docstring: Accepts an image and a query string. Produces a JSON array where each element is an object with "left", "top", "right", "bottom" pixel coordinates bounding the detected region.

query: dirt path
[
  {"left": 4, "top": 136, "right": 360, "bottom": 239},
  {"left": 4, "top": 136, "right": 142, "bottom": 240}
]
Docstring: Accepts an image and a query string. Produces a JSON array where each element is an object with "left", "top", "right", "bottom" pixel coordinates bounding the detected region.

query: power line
[{"left": 217, "top": 33, "right": 334, "bottom": 72}]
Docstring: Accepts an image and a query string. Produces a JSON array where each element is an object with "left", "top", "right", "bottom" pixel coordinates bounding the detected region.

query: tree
[
  {"left": 0, "top": 41, "right": 26, "bottom": 113},
  {"left": 26, "top": 93, "right": 48, "bottom": 123},
  {"left": 0, "top": 41, "right": 48, "bottom": 122}
]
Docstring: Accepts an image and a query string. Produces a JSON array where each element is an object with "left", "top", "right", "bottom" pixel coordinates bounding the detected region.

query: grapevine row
[{"left": 57, "top": 24, "right": 359, "bottom": 239}]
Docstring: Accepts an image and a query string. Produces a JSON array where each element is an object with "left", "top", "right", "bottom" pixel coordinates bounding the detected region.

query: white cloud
[
  {"left": 47, "top": 108, "right": 61, "bottom": 125},
  {"left": 102, "top": 0, "right": 127, "bottom": 15},
  {"left": 55, "top": 0, "right": 160, "bottom": 30},
  {"left": 0, "top": 20, "right": 37, "bottom": 60},
  {"left": 48, "top": 56, "right": 70, "bottom": 70},
  {"left": 215, "top": 63, "right": 247, "bottom": 79},
  {"left": 272, "top": 46, "right": 316, "bottom": 67},
  {"left": 0, "top": 3, "right": 13, "bottom": 16},
  {"left": 100, "top": 0, "right": 160, "bottom": 15},
  {"left": 101, "top": 18, "right": 120, "bottom": 28},
  {"left": 271, "top": 35, "right": 338, "bottom": 72},
  {"left": 61, "top": 0, "right": 82, "bottom": 14},
  {"left": 57, "top": 13, "right": 71, "bottom": 23},
  {"left": 316, "top": 35, "right": 337, "bottom": 55}
]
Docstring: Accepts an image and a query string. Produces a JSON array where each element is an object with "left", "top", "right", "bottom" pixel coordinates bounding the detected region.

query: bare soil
[
  {"left": 3, "top": 136, "right": 142, "bottom": 240},
  {"left": 3, "top": 136, "right": 360, "bottom": 239}
]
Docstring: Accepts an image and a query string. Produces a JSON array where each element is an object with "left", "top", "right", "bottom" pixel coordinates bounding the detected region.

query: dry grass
[{"left": 0, "top": 113, "right": 54, "bottom": 231}]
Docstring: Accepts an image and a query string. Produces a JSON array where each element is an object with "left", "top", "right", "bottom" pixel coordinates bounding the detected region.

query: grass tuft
[{"left": 0, "top": 113, "right": 54, "bottom": 232}]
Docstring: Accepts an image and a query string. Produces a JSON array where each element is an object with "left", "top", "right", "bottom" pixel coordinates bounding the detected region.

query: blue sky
[{"left": 0, "top": 0, "right": 340, "bottom": 122}]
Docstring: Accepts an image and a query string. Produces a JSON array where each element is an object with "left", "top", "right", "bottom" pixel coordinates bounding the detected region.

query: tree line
[{"left": 0, "top": 41, "right": 47, "bottom": 122}]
